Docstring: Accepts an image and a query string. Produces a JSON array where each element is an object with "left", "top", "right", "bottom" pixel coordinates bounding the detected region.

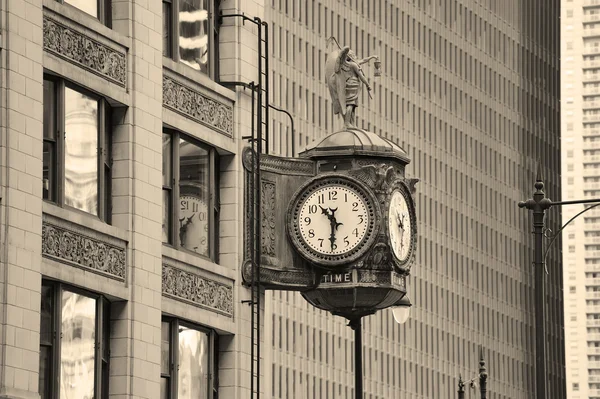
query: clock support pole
[{"left": 348, "top": 317, "right": 363, "bottom": 399}]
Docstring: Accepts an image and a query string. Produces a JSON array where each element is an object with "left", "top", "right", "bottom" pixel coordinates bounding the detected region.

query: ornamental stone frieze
[
  {"left": 162, "top": 262, "right": 234, "bottom": 317},
  {"left": 43, "top": 14, "right": 127, "bottom": 87},
  {"left": 42, "top": 216, "right": 126, "bottom": 281},
  {"left": 163, "top": 73, "right": 234, "bottom": 137}
]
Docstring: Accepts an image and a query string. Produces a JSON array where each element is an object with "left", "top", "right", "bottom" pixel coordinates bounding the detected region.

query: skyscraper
[
  {"left": 562, "top": 1, "right": 600, "bottom": 398},
  {"left": 264, "top": 1, "right": 565, "bottom": 398}
]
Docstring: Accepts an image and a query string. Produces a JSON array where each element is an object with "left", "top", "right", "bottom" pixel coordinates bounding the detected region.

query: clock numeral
[
  {"left": 328, "top": 190, "right": 338, "bottom": 201},
  {"left": 352, "top": 202, "right": 359, "bottom": 211},
  {"left": 308, "top": 205, "right": 318, "bottom": 214},
  {"left": 180, "top": 200, "right": 188, "bottom": 210},
  {"left": 331, "top": 243, "right": 337, "bottom": 251},
  {"left": 318, "top": 238, "right": 324, "bottom": 248},
  {"left": 304, "top": 217, "right": 311, "bottom": 225},
  {"left": 308, "top": 229, "right": 315, "bottom": 238},
  {"left": 352, "top": 228, "right": 359, "bottom": 237},
  {"left": 344, "top": 193, "right": 348, "bottom": 202},
  {"left": 198, "top": 211, "right": 207, "bottom": 221},
  {"left": 344, "top": 236, "right": 350, "bottom": 247},
  {"left": 192, "top": 202, "right": 199, "bottom": 212},
  {"left": 357, "top": 214, "right": 364, "bottom": 224},
  {"left": 317, "top": 194, "right": 325, "bottom": 204}
]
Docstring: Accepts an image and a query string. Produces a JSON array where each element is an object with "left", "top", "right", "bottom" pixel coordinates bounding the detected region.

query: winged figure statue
[{"left": 325, "top": 37, "right": 378, "bottom": 129}]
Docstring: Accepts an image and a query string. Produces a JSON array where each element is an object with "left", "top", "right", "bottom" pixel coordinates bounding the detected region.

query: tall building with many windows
[
  {"left": 264, "top": 1, "right": 565, "bottom": 398},
  {"left": 562, "top": 1, "right": 600, "bottom": 398}
]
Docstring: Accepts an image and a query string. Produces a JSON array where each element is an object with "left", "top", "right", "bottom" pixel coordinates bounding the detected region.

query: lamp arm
[{"left": 543, "top": 202, "right": 600, "bottom": 269}]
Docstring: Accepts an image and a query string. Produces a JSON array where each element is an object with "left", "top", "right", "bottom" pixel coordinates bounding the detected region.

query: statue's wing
[
  {"left": 335, "top": 47, "right": 351, "bottom": 73},
  {"left": 325, "top": 49, "right": 344, "bottom": 115}
]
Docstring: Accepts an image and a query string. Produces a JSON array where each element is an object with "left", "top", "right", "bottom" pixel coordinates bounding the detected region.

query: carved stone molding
[
  {"left": 163, "top": 75, "right": 233, "bottom": 137},
  {"left": 261, "top": 181, "right": 276, "bottom": 256},
  {"left": 162, "top": 263, "right": 233, "bottom": 317},
  {"left": 43, "top": 15, "right": 127, "bottom": 87},
  {"left": 42, "top": 220, "right": 126, "bottom": 281}
]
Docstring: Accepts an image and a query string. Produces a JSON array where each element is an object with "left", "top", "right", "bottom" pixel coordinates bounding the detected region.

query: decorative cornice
[
  {"left": 242, "top": 148, "right": 315, "bottom": 176},
  {"left": 43, "top": 15, "right": 127, "bottom": 87},
  {"left": 163, "top": 75, "right": 233, "bottom": 137},
  {"left": 162, "top": 263, "right": 233, "bottom": 317},
  {"left": 42, "top": 220, "right": 126, "bottom": 281}
]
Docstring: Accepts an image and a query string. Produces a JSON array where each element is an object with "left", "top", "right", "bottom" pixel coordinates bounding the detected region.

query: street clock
[
  {"left": 288, "top": 175, "right": 380, "bottom": 267},
  {"left": 387, "top": 184, "right": 416, "bottom": 265}
]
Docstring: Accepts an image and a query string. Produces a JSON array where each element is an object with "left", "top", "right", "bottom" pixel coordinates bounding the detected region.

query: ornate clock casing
[{"left": 288, "top": 175, "right": 380, "bottom": 267}]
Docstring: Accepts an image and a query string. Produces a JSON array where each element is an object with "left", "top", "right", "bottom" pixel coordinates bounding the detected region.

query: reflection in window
[
  {"left": 65, "top": 0, "right": 98, "bottom": 18},
  {"left": 60, "top": 290, "right": 96, "bottom": 399},
  {"left": 42, "top": 76, "right": 112, "bottom": 222},
  {"left": 162, "top": 129, "right": 219, "bottom": 260},
  {"left": 161, "top": 318, "right": 217, "bottom": 399},
  {"left": 178, "top": 326, "right": 209, "bottom": 399},
  {"left": 179, "top": 0, "right": 209, "bottom": 73},
  {"left": 39, "top": 281, "right": 110, "bottom": 399},
  {"left": 64, "top": 88, "right": 99, "bottom": 216},
  {"left": 179, "top": 138, "right": 209, "bottom": 256}
]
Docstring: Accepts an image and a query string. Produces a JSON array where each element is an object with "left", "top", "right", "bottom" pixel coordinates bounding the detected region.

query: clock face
[
  {"left": 179, "top": 194, "right": 209, "bottom": 256},
  {"left": 388, "top": 190, "right": 412, "bottom": 262},
  {"left": 297, "top": 184, "right": 370, "bottom": 256}
]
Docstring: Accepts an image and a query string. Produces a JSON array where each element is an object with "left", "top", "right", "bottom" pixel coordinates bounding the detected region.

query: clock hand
[{"left": 328, "top": 208, "right": 343, "bottom": 251}]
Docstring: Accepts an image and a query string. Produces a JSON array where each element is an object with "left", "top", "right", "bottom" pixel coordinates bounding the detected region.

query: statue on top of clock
[{"left": 325, "top": 37, "right": 380, "bottom": 129}]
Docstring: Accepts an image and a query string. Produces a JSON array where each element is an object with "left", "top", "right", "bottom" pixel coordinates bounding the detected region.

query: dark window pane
[
  {"left": 60, "top": 290, "right": 96, "bottom": 399},
  {"left": 178, "top": 138, "right": 209, "bottom": 256},
  {"left": 64, "top": 87, "right": 99, "bottom": 216},
  {"left": 43, "top": 80, "right": 56, "bottom": 140},
  {"left": 40, "top": 285, "right": 53, "bottom": 345},
  {"left": 39, "top": 346, "right": 52, "bottom": 399},
  {"left": 179, "top": 0, "right": 209, "bottom": 73},
  {"left": 163, "top": 133, "right": 172, "bottom": 187},
  {"left": 43, "top": 142, "right": 55, "bottom": 201},
  {"left": 163, "top": 1, "right": 172, "bottom": 58},
  {"left": 163, "top": 189, "right": 171, "bottom": 244},
  {"left": 178, "top": 325, "right": 210, "bottom": 399},
  {"left": 65, "top": 0, "right": 98, "bottom": 18},
  {"left": 161, "top": 377, "right": 170, "bottom": 399},
  {"left": 161, "top": 321, "right": 170, "bottom": 375}
]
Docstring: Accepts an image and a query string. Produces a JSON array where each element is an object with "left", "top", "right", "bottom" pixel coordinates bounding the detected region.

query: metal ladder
[{"left": 218, "top": 12, "right": 269, "bottom": 399}]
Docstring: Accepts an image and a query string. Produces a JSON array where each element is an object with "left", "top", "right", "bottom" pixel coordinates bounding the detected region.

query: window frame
[
  {"left": 163, "top": 128, "right": 220, "bottom": 261},
  {"left": 161, "top": 316, "right": 218, "bottom": 399},
  {"left": 43, "top": 74, "right": 112, "bottom": 223},
  {"left": 163, "top": 0, "right": 219, "bottom": 79},
  {"left": 39, "top": 280, "right": 111, "bottom": 399},
  {"left": 57, "top": 0, "right": 112, "bottom": 27}
]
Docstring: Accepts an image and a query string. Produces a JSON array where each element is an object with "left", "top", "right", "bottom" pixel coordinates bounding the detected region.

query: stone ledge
[
  {"left": 43, "top": 7, "right": 128, "bottom": 88},
  {"left": 162, "top": 256, "right": 234, "bottom": 317},
  {"left": 42, "top": 212, "right": 127, "bottom": 282}
]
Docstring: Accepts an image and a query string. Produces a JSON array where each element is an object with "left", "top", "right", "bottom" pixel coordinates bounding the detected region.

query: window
[
  {"left": 161, "top": 318, "right": 218, "bottom": 399},
  {"left": 43, "top": 75, "right": 112, "bottom": 222},
  {"left": 39, "top": 281, "right": 110, "bottom": 399},
  {"left": 162, "top": 129, "right": 219, "bottom": 259},
  {"left": 60, "top": 0, "right": 111, "bottom": 26},
  {"left": 163, "top": 0, "right": 218, "bottom": 77}
]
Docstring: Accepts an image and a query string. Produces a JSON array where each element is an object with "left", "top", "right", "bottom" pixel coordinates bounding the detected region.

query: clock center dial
[{"left": 298, "top": 186, "right": 369, "bottom": 255}]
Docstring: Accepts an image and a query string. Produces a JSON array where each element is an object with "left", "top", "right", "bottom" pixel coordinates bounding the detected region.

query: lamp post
[
  {"left": 348, "top": 296, "right": 412, "bottom": 399},
  {"left": 519, "top": 170, "right": 600, "bottom": 399},
  {"left": 457, "top": 349, "right": 487, "bottom": 399}
]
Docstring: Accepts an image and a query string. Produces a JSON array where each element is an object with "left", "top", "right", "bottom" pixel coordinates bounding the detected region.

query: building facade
[
  {"left": 0, "top": 0, "right": 270, "bottom": 398},
  {"left": 264, "top": 0, "right": 565, "bottom": 398},
  {"left": 562, "top": 1, "right": 600, "bottom": 398}
]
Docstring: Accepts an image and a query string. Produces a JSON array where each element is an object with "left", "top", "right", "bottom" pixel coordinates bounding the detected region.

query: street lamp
[
  {"left": 457, "top": 349, "right": 488, "bottom": 399},
  {"left": 519, "top": 169, "right": 600, "bottom": 399},
  {"left": 347, "top": 295, "right": 411, "bottom": 399}
]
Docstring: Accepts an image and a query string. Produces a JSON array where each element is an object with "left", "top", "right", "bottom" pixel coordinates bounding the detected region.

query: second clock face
[
  {"left": 297, "top": 184, "right": 370, "bottom": 255},
  {"left": 388, "top": 189, "right": 412, "bottom": 262}
]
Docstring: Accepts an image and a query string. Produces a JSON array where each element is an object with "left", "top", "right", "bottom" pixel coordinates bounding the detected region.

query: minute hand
[{"left": 328, "top": 208, "right": 343, "bottom": 251}]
